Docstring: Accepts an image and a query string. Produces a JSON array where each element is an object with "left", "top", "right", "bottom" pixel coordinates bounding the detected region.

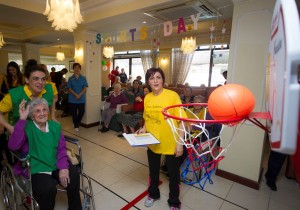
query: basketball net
[{"left": 162, "top": 103, "right": 245, "bottom": 189}]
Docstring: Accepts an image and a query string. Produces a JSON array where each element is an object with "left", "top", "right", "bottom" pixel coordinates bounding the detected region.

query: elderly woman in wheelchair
[{"left": 7, "top": 98, "right": 82, "bottom": 210}]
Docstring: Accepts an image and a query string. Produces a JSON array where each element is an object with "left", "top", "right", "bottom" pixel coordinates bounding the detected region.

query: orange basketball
[{"left": 208, "top": 84, "right": 255, "bottom": 120}]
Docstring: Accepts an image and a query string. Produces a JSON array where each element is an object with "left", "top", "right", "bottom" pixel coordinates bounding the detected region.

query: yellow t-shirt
[
  {"left": 0, "top": 85, "right": 47, "bottom": 113},
  {"left": 144, "top": 88, "right": 186, "bottom": 155},
  {"left": 48, "top": 81, "right": 58, "bottom": 96}
]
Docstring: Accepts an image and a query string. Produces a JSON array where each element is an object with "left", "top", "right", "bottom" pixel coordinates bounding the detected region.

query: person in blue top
[{"left": 67, "top": 63, "right": 88, "bottom": 132}]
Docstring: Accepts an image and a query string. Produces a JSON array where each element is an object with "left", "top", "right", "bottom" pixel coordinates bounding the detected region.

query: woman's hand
[
  {"left": 59, "top": 169, "right": 70, "bottom": 188},
  {"left": 135, "top": 96, "right": 142, "bottom": 102},
  {"left": 7, "top": 125, "right": 14, "bottom": 134},
  {"left": 174, "top": 143, "right": 183, "bottom": 157},
  {"left": 75, "top": 94, "right": 81, "bottom": 100},
  {"left": 136, "top": 126, "right": 146, "bottom": 134},
  {"left": 19, "top": 99, "right": 29, "bottom": 120}
]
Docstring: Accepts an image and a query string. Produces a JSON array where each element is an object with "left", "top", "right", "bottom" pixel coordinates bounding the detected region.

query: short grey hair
[
  {"left": 194, "top": 95, "right": 205, "bottom": 103},
  {"left": 27, "top": 98, "right": 49, "bottom": 119},
  {"left": 114, "top": 83, "right": 121, "bottom": 89}
]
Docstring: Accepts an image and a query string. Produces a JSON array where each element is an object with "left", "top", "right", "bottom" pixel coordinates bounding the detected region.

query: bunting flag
[{"left": 95, "top": 12, "right": 228, "bottom": 45}]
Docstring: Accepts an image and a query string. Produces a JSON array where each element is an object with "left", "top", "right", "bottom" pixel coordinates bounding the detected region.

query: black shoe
[
  {"left": 61, "top": 113, "right": 68, "bottom": 117},
  {"left": 265, "top": 174, "right": 277, "bottom": 191},
  {"left": 98, "top": 126, "right": 106, "bottom": 132},
  {"left": 100, "top": 127, "right": 109, "bottom": 133},
  {"left": 117, "top": 134, "right": 124, "bottom": 138},
  {"left": 266, "top": 181, "right": 277, "bottom": 191}
]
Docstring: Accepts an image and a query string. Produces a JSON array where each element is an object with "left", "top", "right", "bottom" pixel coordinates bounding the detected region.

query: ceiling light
[
  {"left": 180, "top": 37, "right": 196, "bottom": 54},
  {"left": 103, "top": 46, "right": 114, "bottom": 59},
  {"left": 43, "top": 0, "right": 83, "bottom": 32},
  {"left": 143, "top": 21, "right": 147, "bottom": 24},
  {"left": 0, "top": 32, "right": 5, "bottom": 48},
  {"left": 56, "top": 46, "right": 65, "bottom": 61}
]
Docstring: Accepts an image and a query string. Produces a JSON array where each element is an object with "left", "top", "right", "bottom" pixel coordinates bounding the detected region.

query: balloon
[
  {"left": 103, "top": 66, "right": 108, "bottom": 71},
  {"left": 101, "top": 60, "right": 106, "bottom": 66},
  {"left": 106, "top": 61, "right": 111, "bottom": 67}
]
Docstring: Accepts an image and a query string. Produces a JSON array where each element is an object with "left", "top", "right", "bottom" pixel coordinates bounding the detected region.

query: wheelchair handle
[{"left": 64, "top": 135, "right": 79, "bottom": 144}]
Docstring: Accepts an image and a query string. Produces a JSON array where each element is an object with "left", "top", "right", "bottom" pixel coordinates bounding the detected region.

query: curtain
[
  {"left": 172, "top": 48, "right": 194, "bottom": 85},
  {"left": 140, "top": 50, "right": 153, "bottom": 74}
]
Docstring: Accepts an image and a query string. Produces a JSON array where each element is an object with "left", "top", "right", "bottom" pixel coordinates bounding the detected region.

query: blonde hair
[{"left": 114, "top": 83, "right": 121, "bottom": 89}]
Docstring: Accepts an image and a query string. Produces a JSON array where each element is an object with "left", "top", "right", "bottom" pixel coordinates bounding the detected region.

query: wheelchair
[{"left": 1, "top": 135, "right": 96, "bottom": 210}]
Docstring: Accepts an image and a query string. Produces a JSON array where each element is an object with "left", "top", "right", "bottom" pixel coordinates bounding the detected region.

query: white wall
[{"left": 218, "top": 0, "right": 276, "bottom": 181}]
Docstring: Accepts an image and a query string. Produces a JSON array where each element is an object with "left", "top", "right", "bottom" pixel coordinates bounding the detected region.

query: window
[
  {"left": 46, "top": 64, "right": 66, "bottom": 72},
  {"left": 184, "top": 46, "right": 229, "bottom": 87},
  {"left": 131, "top": 58, "right": 144, "bottom": 83},
  {"left": 113, "top": 51, "right": 145, "bottom": 84}
]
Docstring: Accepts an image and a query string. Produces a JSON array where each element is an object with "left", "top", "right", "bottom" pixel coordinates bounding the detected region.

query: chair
[{"left": 1, "top": 135, "right": 96, "bottom": 210}]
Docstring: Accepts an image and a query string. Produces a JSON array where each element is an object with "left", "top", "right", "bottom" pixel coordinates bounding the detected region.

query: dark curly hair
[
  {"left": 145, "top": 67, "right": 165, "bottom": 85},
  {"left": 6, "top": 61, "right": 23, "bottom": 88}
]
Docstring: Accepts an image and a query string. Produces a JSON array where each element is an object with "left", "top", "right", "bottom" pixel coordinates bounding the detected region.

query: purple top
[
  {"left": 8, "top": 119, "right": 69, "bottom": 177},
  {"left": 106, "top": 92, "right": 128, "bottom": 109}
]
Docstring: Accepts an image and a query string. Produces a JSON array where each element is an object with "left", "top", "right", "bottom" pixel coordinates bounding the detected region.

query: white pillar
[
  {"left": 73, "top": 31, "right": 102, "bottom": 126},
  {"left": 21, "top": 43, "right": 41, "bottom": 66}
]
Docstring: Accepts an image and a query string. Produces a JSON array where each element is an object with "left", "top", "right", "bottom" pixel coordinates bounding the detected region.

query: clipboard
[{"left": 123, "top": 133, "right": 160, "bottom": 147}]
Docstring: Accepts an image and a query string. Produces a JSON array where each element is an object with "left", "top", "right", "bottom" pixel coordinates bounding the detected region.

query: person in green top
[
  {"left": 9, "top": 98, "right": 82, "bottom": 210},
  {"left": 0, "top": 64, "right": 55, "bottom": 134}
]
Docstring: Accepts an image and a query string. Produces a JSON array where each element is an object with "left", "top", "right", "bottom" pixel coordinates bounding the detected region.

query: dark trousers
[
  {"left": 265, "top": 151, "right": 287, "bottom": 184},
  {"left": 31, "top": 164, "right": 82, "bottom": 210},
  {"left": 69, "top": 103, "right": 85, "bottom": 128},
  {"left": 147, "top": 149, "right": 181, "bottom": 208}
]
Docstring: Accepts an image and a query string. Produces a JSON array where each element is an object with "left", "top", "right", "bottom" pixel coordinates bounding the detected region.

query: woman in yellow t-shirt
[{"left": 137, "top": 67, "right": 185, "bottom": 210}]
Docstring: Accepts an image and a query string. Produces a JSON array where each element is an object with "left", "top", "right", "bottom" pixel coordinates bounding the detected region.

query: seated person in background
[
  {"left": 187, "top": 95, "right": 222, "bottom": 142},
  {"left": 200, "top": 84, "right": 206, "bottom": 89},
  {"left": 100, "top": 83, "right": 128, "bottom": 133},
  {"left": 123, "top": 79, "right": 144, "bottom": 103},
  {"left": 186, "top": 95, "right": 206, "bottom": 129},
  {"left": 136, "top": 75, "right": 143, "bottom": 85},
  {"left": 8, "top": 98, "right": 81, "bottom": 210},
  {"left": 112, "top": 76, "right": 122, "bottom": 87},
  {"left": 180, "top": 86, "right": 195, "bottom": 107},
  {"left": 117, "top": 86, "right": 150, "bottom": 137},
  {"left": 107, "top": 76, "right": 122, "bottom": 95}
]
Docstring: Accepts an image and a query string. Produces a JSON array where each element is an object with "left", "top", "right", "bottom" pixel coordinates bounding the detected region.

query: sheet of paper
[{"left": 123, "top": 133, "right": 160, "bottom": 147}]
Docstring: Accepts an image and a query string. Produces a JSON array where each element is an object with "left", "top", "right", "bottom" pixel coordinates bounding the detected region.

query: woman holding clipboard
[{"left": 137, "top": 67, "right": 185, "bottom": 210}]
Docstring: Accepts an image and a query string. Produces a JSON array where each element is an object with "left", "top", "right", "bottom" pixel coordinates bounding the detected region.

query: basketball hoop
[{"left": 162, "top": 103, "right": 246, "bottom": 189}]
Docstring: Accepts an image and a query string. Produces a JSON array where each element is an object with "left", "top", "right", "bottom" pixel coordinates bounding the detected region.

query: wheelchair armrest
[
  {"left": 11, "top": 151, "right": 27, "bottom": 161},
  {"left": 64, "top": 135, "right": 79, "bottom": 144}
]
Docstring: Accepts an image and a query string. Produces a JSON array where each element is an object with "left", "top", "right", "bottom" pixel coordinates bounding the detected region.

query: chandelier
[
  {"left": 180, "top": 37, "right": 196, "bottom": 54},
  {"left": 56, "top": 47, "right": 65, "bottom": 61},
  {"left": 103, "top": 46, "right": 114, "bottom": 58},
  {"left": 43, "top": 0, "right": 83, "bottom": 32},
  {"left": 0, "top": 32, "right": 5, "bottom": 48}
]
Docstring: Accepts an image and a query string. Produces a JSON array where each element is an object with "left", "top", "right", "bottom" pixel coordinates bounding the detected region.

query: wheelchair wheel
[
  {"left": 1, "top": 166, "right": 22, "bottom": 210},
  {"left": 83, "top": 186, "right": 91, "bottom": 210},
  {"left": 23, "top": 196, "right": 40, "bottom": 210}
]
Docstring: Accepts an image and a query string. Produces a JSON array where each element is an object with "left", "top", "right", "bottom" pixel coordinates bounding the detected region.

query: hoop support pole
[{"left": 247, "top": 112, "right": 272, "bottom": 133}]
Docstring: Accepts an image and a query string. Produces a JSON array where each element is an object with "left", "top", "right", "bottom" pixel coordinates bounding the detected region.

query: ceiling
[{"left": 0, "top": 0, "right": 234, "bottom": 56}]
